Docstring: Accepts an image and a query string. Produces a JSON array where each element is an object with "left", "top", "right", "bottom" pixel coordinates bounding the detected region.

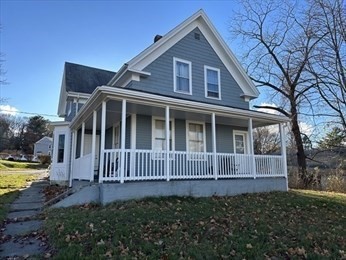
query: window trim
[
  {"left": 233, "top": 130, "right": 249, "bottom": 154},
  {"left": 151, "top": 117, "right": 175, "bottom": 159},
  {"left": 57, "top": 134, "right": 65, "bottom": 163},
  {"left": 173, "top": 57, "right": 192, "bottom": 95},
  {"left": 186, "top": 120, "right": 206, "bottom": 157},
  {"left": 204, "top": 65, "right": 221, "bottom": 100}
]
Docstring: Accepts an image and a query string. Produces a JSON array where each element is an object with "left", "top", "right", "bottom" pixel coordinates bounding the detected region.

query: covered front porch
[{"left": 70, "top": 87, "right": 288, "bottom": 186}]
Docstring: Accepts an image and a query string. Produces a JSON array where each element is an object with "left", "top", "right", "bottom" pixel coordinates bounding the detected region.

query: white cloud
[
  {"left": 299, "top": 121, "right": 313, "bottom": 136},
  {"left": 0, "top": 105, "right": 19, "bottom": 116},
  {"left": 255, "top": 103, "right": 280, "bottom": 115}
]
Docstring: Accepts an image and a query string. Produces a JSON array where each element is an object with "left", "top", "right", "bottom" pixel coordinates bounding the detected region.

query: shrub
[
  {"left": 325, "top": 168, "right": 346, "bottom": 193},
  {"left": 39, "top": 155, "right": 51, "bottom": 165}
]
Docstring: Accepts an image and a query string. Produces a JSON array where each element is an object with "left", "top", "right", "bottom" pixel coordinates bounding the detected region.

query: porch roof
[{"left": 70, "top": 86, "right": 290, "bottom": 130}]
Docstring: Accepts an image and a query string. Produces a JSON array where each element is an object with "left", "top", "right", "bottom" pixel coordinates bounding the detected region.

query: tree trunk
[{"left": 290, "top": 105, "right": 310, "bottom": 187}]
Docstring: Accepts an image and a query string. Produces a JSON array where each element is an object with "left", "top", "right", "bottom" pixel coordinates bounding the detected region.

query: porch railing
[{"left": 99, "top": 149, "right": 286, "bottom": 183}]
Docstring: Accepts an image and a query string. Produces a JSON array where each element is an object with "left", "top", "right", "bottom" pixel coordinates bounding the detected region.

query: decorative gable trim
[{"left": 108, "top": 9, "right": 259, "bottom": 99}]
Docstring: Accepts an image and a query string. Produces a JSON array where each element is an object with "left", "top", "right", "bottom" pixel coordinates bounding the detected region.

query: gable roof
[
  {"left": 58, "top": 62, "right": 116, "bottom": 116},
  {"left": 64, "top": 62, "right": 115, "bottom": 94},
  {"left": 108, "top": 9, "right": 260, "bottom": 99},
  {"left": 35, "top": 136, "right": 53, "bottom": 145}
]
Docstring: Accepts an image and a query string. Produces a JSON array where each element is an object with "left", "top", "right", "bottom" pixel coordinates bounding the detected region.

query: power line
[{"left": 0, "top": 109, "right": 59, "bottom": 118}]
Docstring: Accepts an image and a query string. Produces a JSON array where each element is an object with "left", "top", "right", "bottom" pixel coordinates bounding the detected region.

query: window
[
  {"left": 57, "top": 134, "right": 65, "bottom": 163},
  {"left": 233, "top": 131, "right": 248, "bottom": 154},
  {"left": 173, "top": 57, "right": 192, "bottom": 94},
  {"left": 204, "top": 66, "right": 221, "bottom": 99},
  {"left": 187, "top": 122, "right": 205, "bottom": 153},
  {"left": 152, "top": 118, "right": 174, "bottom": 151}
]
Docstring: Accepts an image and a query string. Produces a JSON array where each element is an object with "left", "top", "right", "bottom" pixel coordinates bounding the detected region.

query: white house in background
[
  {"left": 34, "top": 136, "right": 53, "bottom": 156},
  {"left": 49, "top": 10, "right": 289, "bottom": 205}
]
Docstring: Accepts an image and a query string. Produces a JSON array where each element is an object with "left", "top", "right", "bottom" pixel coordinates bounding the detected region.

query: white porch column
[
  {"left": 120, "top": 99, "right": 127, "bottom": 184},
  {"left": 69, "top": 130, "right": 77, "bottom": 187},
  {"left": 248, "top": 118, "right": 256, "bottom": 178},
  {"left": 80, "top": 122, "right": 85, "bottom": 157},
  {"left": 130, "top": 114, "right": 136, "bottom": 178},
  {"left": 98, "top": 101, "right": 106, "bottom": 183},
  {"left": 90, "top": 110, "right": 97, "bottom": 182},
  {"left": 280, "top": 123, "right": 288, "bottom": 186},
  {"left": 211, "top": 113, "right": 218, "bottom": 180},
  {"left": 165, "top": 106, "right": 170, "bottom": 181}
]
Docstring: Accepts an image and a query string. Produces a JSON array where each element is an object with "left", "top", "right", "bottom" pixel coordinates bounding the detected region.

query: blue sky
[{"left": 0, "top": 0, "right": 247, "bottom": 122}]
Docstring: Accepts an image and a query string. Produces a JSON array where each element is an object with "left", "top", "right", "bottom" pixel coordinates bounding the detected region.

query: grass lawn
[
  {"left": 45, "top": 190, "right": 346, "bottom": 259},
  {"left": 0, "top": 173, "right": 37, "bottom": 222},
  {"left": 0, "top": 159, "right": 47, "bottom": 170}
]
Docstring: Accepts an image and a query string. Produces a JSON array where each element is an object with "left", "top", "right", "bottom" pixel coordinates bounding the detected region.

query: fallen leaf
[
  {"left": 97, "top": 239, "right": 105, "bottom": 246},
  {"left": 246, "top": 244, "right": 253, "bottom": 249}
]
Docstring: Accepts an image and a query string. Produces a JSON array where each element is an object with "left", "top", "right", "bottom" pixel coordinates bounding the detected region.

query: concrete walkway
[{"left": 0, "top": 172, "right": 49, "bottom": 259}]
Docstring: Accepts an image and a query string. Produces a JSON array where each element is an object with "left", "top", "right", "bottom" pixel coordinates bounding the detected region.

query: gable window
[
  {"left": 152, "top": 118, "right": 174, "bottom": 152},
  {"left": 204, "top": 66, "right": 221, "bottom": 99},
  {"left": 187, "top": 122, "right": 206, "bottom": 153},
  {"left": 173, "top": 57, "right": 192, "bottom": 95},
  {"left": 57, "top": 134, "right": 65, "bottom": 163},
  {"left": 233, "top": 131, "right": 248, "bottom": 154}
]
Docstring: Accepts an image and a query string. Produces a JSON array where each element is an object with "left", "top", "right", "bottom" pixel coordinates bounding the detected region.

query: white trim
[
  {"left": 120, "top": 99, "right": 127, "bottom": 184},
  {"left": 173, "top": 57, "right": 192, "bottom": 95},
  {"left": 98, "top": 101, "right": 106, "bottom": 183},
  {"left": 131, "top": 114, "right": 137, "bottom": 149},
  {"left": 233, "top": 130, "right": 249, "bottom": 154},
  {"left": 90, "top": 111, "right": 97, "bottom": 182},
  {"left": 211, "top": 113, "right": 218, "bottom": 180},
  {"left": 81, "top": 122, "right": 85, "bottom": 157},
  {"left": 70, "top": 86, "right": 290, "bottom": 130},
  {"left": 151, "top": 116, "right": 175, "bottom": 154},
  {"left": 204, "top": 65, "right": 221, "bottom": 100},
  {"left": 186, "top": 120, "right": 206, "bottom": 154}
]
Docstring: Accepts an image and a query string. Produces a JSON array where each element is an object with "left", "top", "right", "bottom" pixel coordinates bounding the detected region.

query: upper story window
[
  {"left": 173, "top": 57, "right": 192, "bottom": 95},
  {"left": 204, "top": 66, "right": 221, "bottom": 99}
]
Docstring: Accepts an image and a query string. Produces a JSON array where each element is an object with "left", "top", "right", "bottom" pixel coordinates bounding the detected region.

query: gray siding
[
  {"left": 105, "top": 127, "right": 113, "bottom": 149},
  {"left": 128, "top": 28, "right": 249, "bottom": 109},
  {"left": 175, "top": 119, "right": 186, "bottom": 151},
  {"left": 64, "top": 102, "right": 85, "bottom": 122},
  {"left": 134, "top": 114, "right": 241, "bottom": 153},
  {"left": 136, "top": 115, "right": 152, "bottom": 149},
  {"left": 126, "top": 116, "right": 131, "bottom": 149}
]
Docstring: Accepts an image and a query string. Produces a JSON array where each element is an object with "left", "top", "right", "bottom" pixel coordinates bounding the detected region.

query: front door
[{"left": 233, "top": 131, "right": 249, "bottom": 175}]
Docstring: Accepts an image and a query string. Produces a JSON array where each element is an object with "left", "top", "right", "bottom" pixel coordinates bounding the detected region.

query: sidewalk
[{"left": 0, "top": 172, "right": 50, "bottom": 259}]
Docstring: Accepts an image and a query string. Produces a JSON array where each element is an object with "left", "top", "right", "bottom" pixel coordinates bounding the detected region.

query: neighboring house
[
  {"left": 34, "top": 137, "right": 53, "bottom": 156},
  {"left": 50, "top": 10, "right": 290, "bottom": 205}
]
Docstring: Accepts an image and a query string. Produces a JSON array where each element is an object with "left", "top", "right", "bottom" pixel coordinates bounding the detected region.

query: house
[
  {"left": 33, "top": 136, "right": 53, "bottom": 156},
  {"left": 50, "top": 10, "right": 289, "bottom": 206}
]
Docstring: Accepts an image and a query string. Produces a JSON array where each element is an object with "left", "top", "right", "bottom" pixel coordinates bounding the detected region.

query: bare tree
[
  {"left": 308, "top": 0, "right": 346, "bottom": 130},
  {"left": 229, "top": 0, "right": 324, "bottom": 185},
  {"left": 253, "top": 126, "right": 280, "bottom": 154}
]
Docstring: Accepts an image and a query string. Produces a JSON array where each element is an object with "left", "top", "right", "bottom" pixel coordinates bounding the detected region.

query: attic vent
[
  {"left": 154, "top": 35, "right": 163, "bottom": 43},
  {"left": 194, "top": 33, "right": 200, "bottom": 40}
]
